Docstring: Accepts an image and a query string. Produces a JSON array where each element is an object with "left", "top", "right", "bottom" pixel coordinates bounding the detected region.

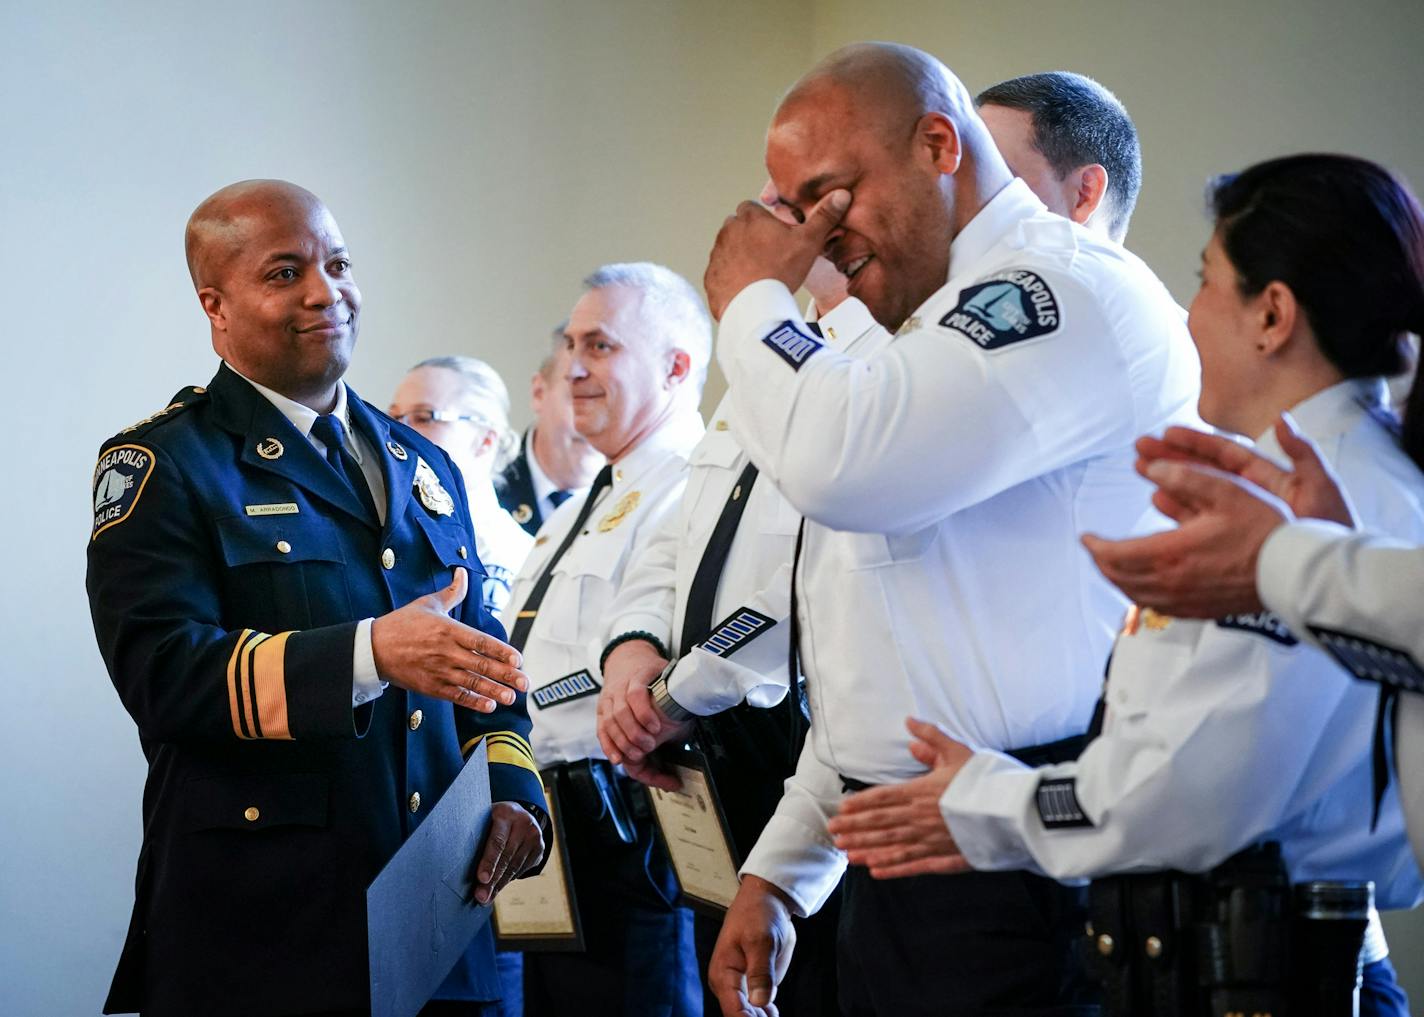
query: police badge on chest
[{"left": 413, "top": 457, "right": 455, "bottom": 517}]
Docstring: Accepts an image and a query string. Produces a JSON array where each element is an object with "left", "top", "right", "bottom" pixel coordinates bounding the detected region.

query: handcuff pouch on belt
[
  {"left": 1086, "top": 843, "right": 1371, "bottom": 1017},
  {"left": 559, "top": 758, "right": 642, "bottom": 848}
]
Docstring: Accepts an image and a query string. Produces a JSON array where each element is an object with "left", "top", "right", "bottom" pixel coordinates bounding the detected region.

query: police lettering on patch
[
  {"left": 1216, "top": 611, "right": 1299, "bottom": 647},
  {"left": 531, "top": 669, "right": 600, "bottom": 710},
  {"left": 939, "top": 269, "right": 1061, "bottom": 351},
  {"left": 700, "top": 607, "right": 775, "bottom": 659},
  {"left": 762, "top": 320, "right": 824, "bottom": 371},
  {"left": 92, "top": 443, "right": 156, "bottom": 539}
]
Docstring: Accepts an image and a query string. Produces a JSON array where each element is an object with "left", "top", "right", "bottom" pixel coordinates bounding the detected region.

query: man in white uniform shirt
[
  {"left": 504, "top": 263, "right": 708, "bottom": 1017},
  {"left": 496, "top": 334, "right": 604, "bottom": 536},
  {"left": 699, "top": 43, "right": 1200, "bottom": 1017}
]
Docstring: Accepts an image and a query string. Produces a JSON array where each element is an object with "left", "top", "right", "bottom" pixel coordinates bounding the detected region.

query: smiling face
[
  {"left": 198, "top": 188, "right": 360, "bottom": 408},
  {"left": 563, "top": 284, "right": 675, "bottom": 459},
  {"left": 766, "top": 85, "right": 956, "bottom": 332},
  {"left": 1187, "top": 231, "right": 1266, "bottom": 433}
]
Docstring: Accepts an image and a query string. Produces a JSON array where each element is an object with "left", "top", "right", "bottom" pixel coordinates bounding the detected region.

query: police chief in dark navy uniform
[{"left": 86, "top": 180, "right": 547, "bottom": 1017}]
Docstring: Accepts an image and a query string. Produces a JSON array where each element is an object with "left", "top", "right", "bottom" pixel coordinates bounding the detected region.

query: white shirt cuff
[
  {"left": 352, "top": 617, "right": 387, "bottom": 707},
  {"left": 740, "top": 813, "right": 847, "bottom": 918}
]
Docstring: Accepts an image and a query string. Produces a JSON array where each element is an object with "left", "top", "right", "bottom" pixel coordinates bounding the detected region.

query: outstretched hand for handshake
[{"left": 372, "top": 568, "right": 529, "bottom": 711}]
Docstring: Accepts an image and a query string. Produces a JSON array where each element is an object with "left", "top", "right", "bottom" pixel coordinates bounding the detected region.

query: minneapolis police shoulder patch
[
  {"left": 531, "top": 669, "right": 600, "bottom": 710},
  {"left": 939, "top": 269, "right": 1061, "bottom": 351},
  {"left": 762, "top": 320, "right": 824, "bottom": 371},
  {"left": 1216, "top": 611, "right": 1299, "bottom": 647},
  {"left": 92, "top": 443, "right": 157, "bottom": 540}
]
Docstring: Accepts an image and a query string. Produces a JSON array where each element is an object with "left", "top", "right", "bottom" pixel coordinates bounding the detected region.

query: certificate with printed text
[
  {"left": 493, "top": 776, "right": 583, "bottom": 951},
  {"left": 648, "top": 749, "right": 741, "bottom": 915}
]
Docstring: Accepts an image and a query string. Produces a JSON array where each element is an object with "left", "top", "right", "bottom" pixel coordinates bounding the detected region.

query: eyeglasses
[{"left": 390, "top": 407, "right": 491, "bottom": 427}]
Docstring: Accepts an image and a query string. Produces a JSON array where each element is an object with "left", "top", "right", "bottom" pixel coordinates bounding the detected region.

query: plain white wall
[
  {"left": 0, "top": 2, "right": 804, "bottom": 1014},
  {"left": 4, "top": 1, "right": 1424, "bottom": 1013}
]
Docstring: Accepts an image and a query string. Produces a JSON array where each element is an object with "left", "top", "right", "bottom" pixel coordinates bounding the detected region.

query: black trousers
[
  {"left": 313, "top": 1003, "right": 495, "bottom": 1016},
  {"left": 522, "top": 777, "right": 700, "bottom": 1017},
  {"left": 836, "top": 866, "right": 1100, "bottom": 1017}
]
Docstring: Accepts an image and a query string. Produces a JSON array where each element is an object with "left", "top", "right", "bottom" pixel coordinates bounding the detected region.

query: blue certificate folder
[{"left": 368, "top": 741, "right": 493, "bottom": 1017}]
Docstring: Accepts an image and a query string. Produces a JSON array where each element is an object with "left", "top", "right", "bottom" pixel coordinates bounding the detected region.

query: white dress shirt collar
[{"left": 947, "top": 178, "right": 1050, "bottom": 283}]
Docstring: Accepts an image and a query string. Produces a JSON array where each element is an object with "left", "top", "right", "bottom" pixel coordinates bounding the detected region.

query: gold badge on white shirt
[
  {"left": 598, "top": 490, "right": 641, "bottom": 532},
  {"left": 413, "top": 457, "right": 455, "bottom": 517}
]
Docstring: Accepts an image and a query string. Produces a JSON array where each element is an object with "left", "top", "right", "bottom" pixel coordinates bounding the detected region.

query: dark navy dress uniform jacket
[
  {"left": 87, "top": 363, "right": 545, "bottom": 1017},
  {"left": 494, "top": 431, "right": 542, "bottom": 537}
]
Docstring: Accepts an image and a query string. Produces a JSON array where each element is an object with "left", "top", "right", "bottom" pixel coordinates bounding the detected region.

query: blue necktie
[
  {"left": 311, "top": 414, "right": 379, "bottom": 524},
  {"left": 548, "top": 489, "right": 572, "bottom": 510}
]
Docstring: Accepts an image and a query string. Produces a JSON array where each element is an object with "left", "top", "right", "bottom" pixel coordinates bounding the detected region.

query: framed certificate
[
  {"left": 493, "top": 774, "right": 584, "bottom": 951},
  {"left": 647, "top": 745, "right": 742, "bottom": 916}
]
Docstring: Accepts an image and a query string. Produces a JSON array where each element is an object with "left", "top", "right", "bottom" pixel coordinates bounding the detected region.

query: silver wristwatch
[{"left": 648, "top": 663, "right": 693, "bottom": 723}]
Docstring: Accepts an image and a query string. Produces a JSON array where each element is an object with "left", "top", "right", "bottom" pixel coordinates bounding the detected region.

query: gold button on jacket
[
  {"left": 408, "top": 791, "right": 421, "bottom": 813},
  {"left": 408, "top": 709, "right": 423, "bottom": 731},
  {"left": 243, "top": 806, "right": 260, "bottom": 822},
  {"left": 381, "top": 548, "right": 395, "bottom": 569}
]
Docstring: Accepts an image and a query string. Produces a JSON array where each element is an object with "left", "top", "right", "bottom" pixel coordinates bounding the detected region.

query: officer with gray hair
[
  {"left": 496, "top": 326, "right": 604, "bottom": 536},
  {"left": 504, "top": 262, "right": 710, "bottom": 1016}
]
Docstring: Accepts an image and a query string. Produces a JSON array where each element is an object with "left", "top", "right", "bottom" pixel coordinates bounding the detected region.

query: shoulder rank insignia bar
[
  {"left": 1308, "top": 625, "right": 1424, "bottom": 693},
  {"left": 699, "top": 607, "right": 775, "bottom": 659},
  {"left": 531, "top": 669, "right": 600, "bottom": 710},
  {"left": 762, "top": 320, "right": 824, "bottom": 371},
  {"left": 1036, "top": 777, "right": 1093, "bottom": 829}
]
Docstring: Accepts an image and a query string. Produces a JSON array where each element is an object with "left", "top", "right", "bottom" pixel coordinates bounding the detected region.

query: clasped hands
[{"left": 596, "top": 639, "right": 692, "bottom": 792}]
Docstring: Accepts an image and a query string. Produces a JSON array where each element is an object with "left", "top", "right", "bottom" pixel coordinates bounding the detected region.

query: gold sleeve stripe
[
  {"left": 487, "top": 741, "right": 541, "bottom": 776},
  {"left": 249, "top": 631, "right": 294, "bottom": 740},
  {"left": 226, "top": 629, "right": 294, "bottom": 740},
  {"left": 460, "top": 732, "right": 536, "bottom": 772},
  {"left": 227, "top": 629, "right": 267, "bottom": 739},
  {"left": 486, "top": 731, "right": 537, "bottom": 765}
]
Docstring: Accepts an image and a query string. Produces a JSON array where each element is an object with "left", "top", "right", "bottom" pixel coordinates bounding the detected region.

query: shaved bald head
[
  {"left": 764, "top": 43, "right": 1010, "bottom": 331},
  {"left": 780, "top": 42, "right": 978, "bottom": 147},
  {"left": 187, "top": 179, "right": 360, "bottom": 410},
  {"left": 185, "top": 179, "right": 326, "bottom": 290}
]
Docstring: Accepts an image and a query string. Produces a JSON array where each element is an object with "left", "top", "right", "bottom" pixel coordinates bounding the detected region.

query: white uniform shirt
[
  {"left": 507, "top": 410, "right": 704, "bottom": 767},
  {"left": 1260, "top": 521, "right": 1424, "bottom": 872},
  {"left": 941, "top": 379, "right": 1424, "bottom": 913},
  {"left": 719, "top": 179, "right": 1201, "bottom": 914},
  {"left": 603, "top": 299, "right": 883, "bottom": 712},
  {"left": 465, "top": 477, "right": 534, "bottom": 617}
]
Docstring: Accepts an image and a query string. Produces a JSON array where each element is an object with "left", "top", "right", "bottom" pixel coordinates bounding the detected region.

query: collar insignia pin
[
  {"left": 386, "top": 441, "right": 408, "bottom": 461},
  {"left": 256, "top": 437, "right": 285, "bottom": 460},
  {"left": 513, "top": 503, "right": 533, "bottom": 525}
]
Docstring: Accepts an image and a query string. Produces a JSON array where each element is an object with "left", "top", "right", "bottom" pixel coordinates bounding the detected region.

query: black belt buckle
[{"left": 565, "top": 759, "right": 636, "bottom": 846}]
